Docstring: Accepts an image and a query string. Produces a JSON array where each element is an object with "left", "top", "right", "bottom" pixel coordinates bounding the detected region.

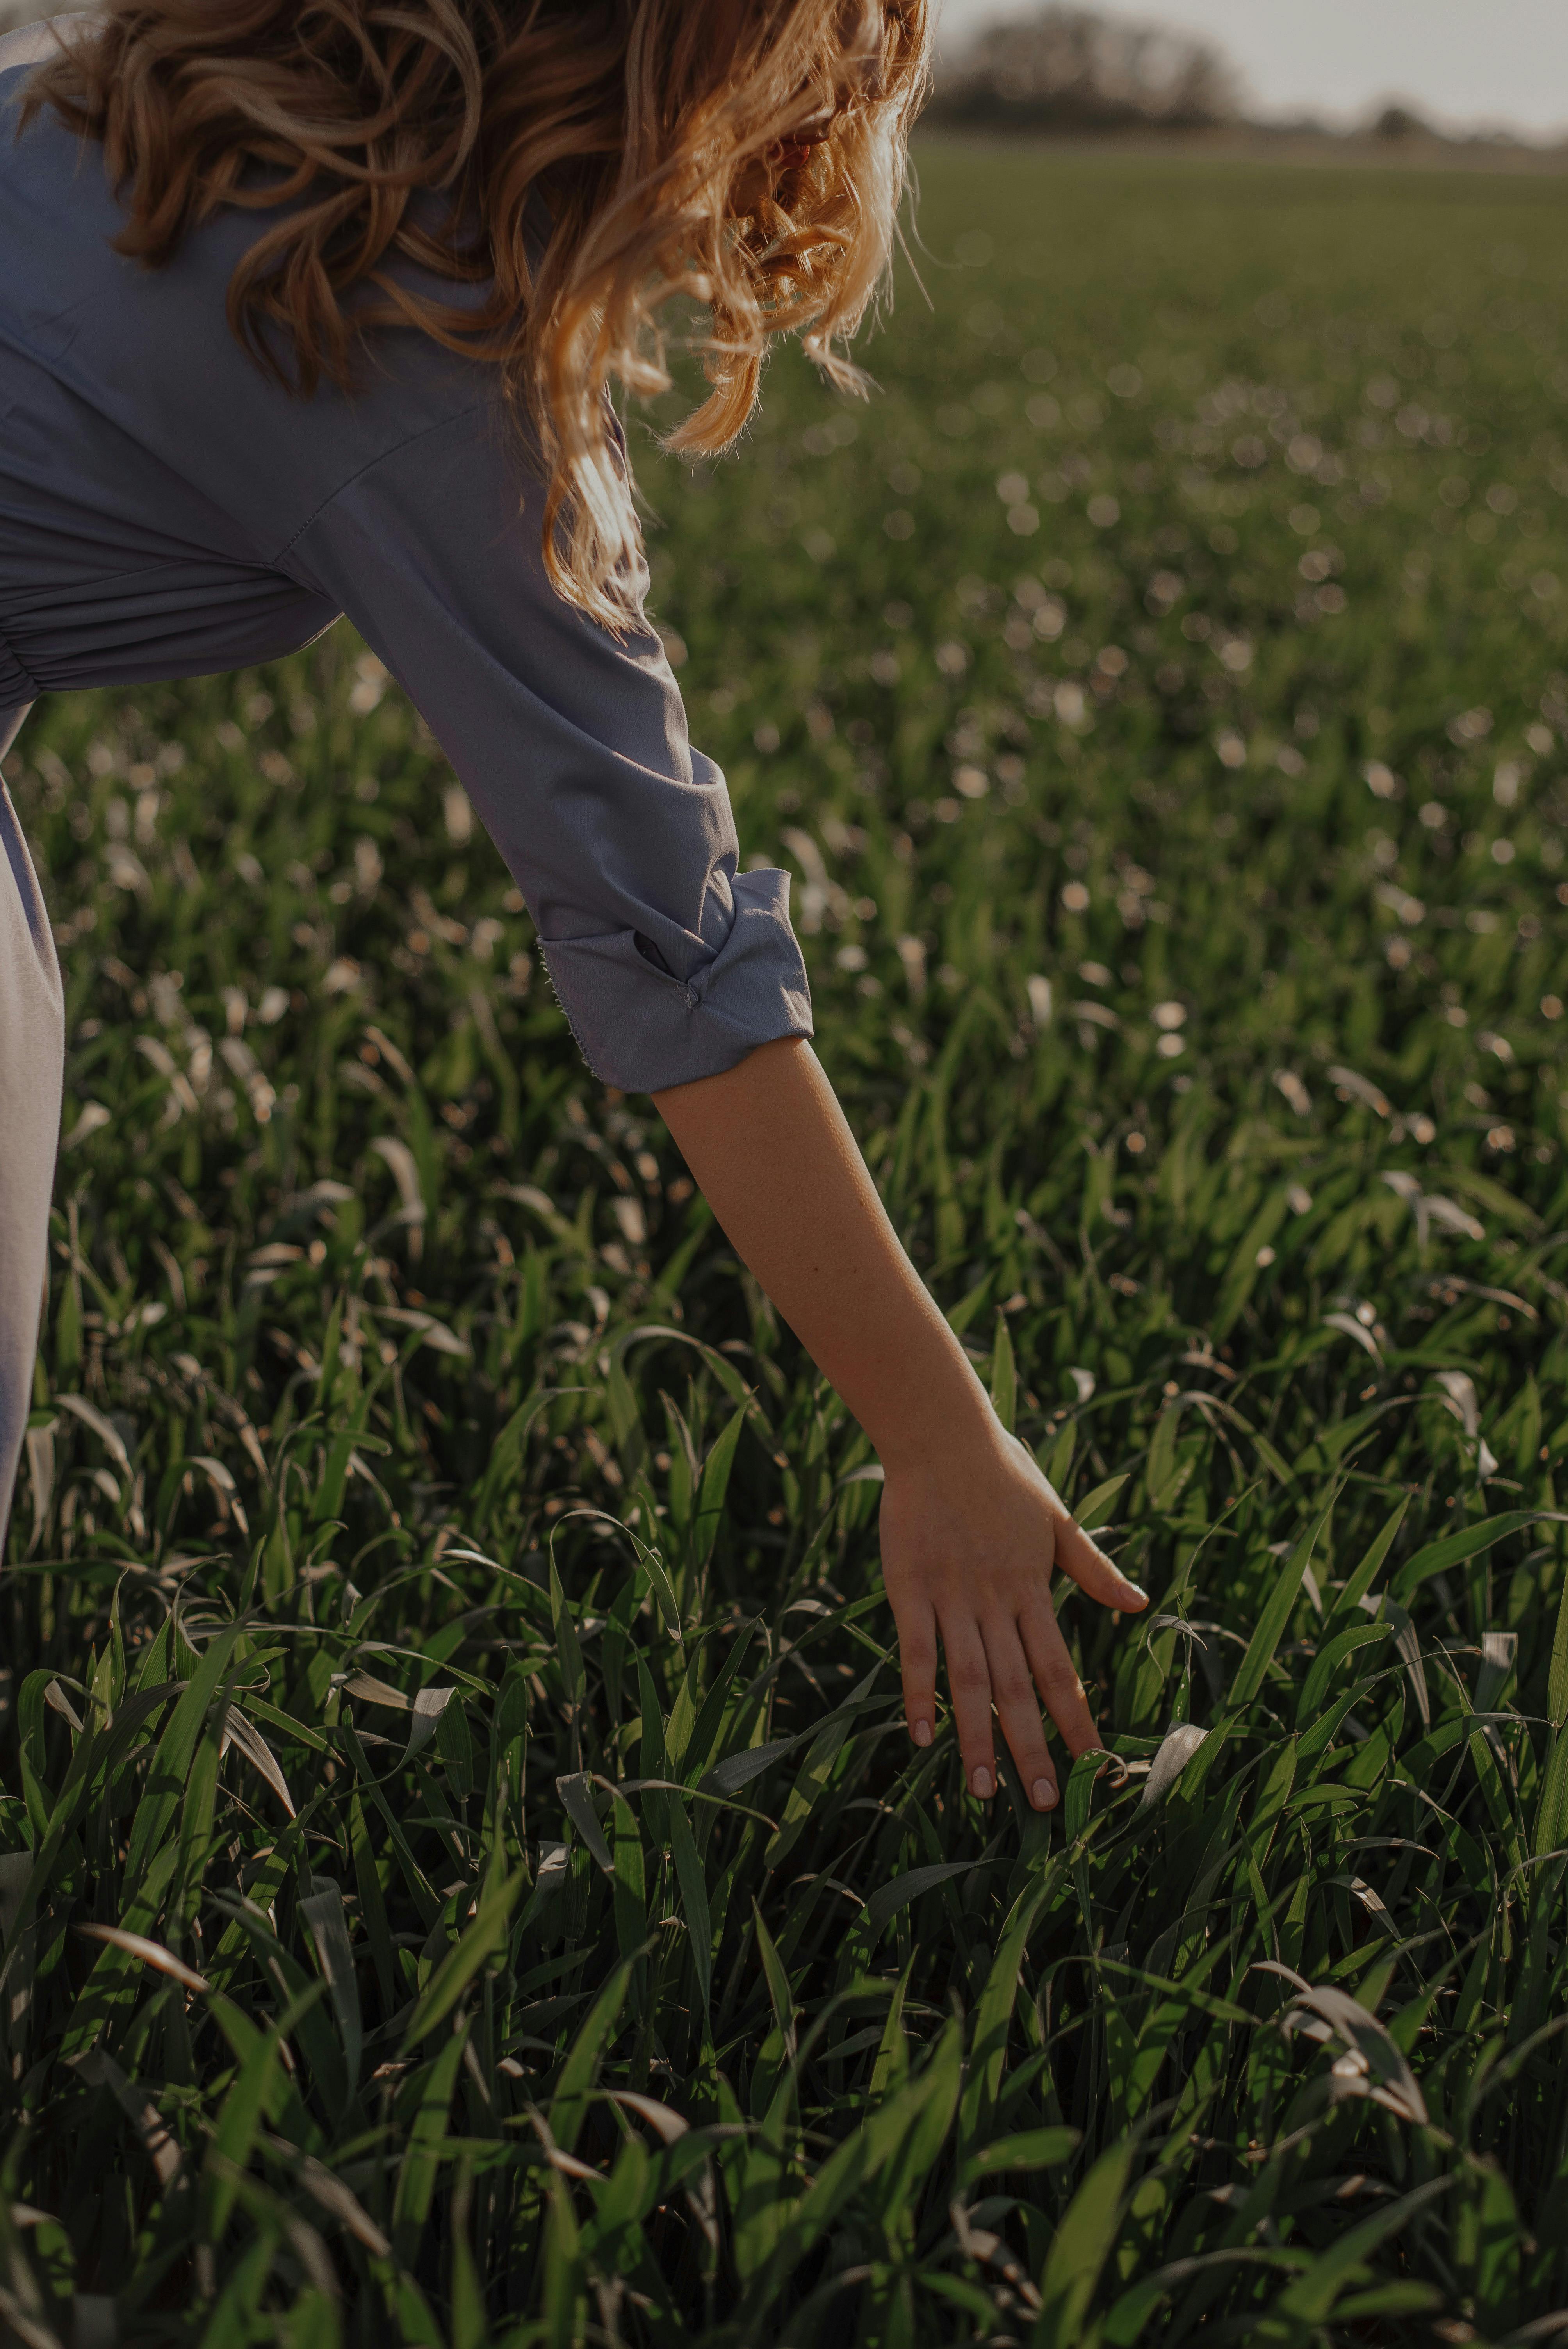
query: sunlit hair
[{"left": 22, "top": 0, "right": 930, "bottom": 627}]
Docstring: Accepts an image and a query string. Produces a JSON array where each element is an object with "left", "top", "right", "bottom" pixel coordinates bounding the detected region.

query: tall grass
[{"left": 2, "top": 143, "right": 1567, "bottom": 2344}]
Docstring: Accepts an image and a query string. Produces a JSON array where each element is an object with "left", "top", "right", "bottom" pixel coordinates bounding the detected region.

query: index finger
[{"left": 1051, "top": 1508, "right": 1148, "bottom": 1615}]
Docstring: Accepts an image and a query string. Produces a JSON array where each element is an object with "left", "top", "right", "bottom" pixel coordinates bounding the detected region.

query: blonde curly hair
[{"left": 23, "top": 0, "right": 930, "bottom": 627}]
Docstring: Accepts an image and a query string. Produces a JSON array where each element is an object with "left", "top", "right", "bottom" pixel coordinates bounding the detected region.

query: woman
[{"left": 0, "top": 0, "right": 1145, "bottom": 1814}]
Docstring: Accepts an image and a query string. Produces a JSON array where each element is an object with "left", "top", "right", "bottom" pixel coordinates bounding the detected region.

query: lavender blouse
[{"left": 0, "top": 24, "right": 812, "bottom": 1091}]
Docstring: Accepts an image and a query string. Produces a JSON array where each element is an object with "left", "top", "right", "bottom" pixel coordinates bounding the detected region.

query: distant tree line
[{"left": 928, "top": 5, "right": 1243, "bottom": 135}]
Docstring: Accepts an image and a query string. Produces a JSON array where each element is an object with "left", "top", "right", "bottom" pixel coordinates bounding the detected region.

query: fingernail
[
  {"left": 1120, "top": 1581, "right": 1149, "bottom": 1604},
  {"left": 912, "top": 1717, "right": 932, "bottom": 1747},
  {"left": 971, "top": 1767, "right": 994, "bottom": 1799},
  {"left": 1032, "top": 1778, "right": 1058, "bottom": 1810}
]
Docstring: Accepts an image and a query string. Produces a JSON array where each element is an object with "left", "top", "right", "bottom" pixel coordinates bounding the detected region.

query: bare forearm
[
  {"left": 651, "top": 1036, "right": 1001, "bottom": 1469},
  {"left": 654, "top": 1032, "right": 1146, "bottom": 1810}
]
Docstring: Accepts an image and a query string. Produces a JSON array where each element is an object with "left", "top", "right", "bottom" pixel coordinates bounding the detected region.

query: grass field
[{"left": 3, "top": 139, "right": 1568, "bottom": 2346}]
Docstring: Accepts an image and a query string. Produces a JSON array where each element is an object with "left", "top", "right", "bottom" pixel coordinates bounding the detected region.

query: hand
[
  {"left": 878, "top": 1428, "right": 1148, "bottom": 1812},
  {"left": 650, "top": 1036, "right": 1145, "bottom": 1795}
]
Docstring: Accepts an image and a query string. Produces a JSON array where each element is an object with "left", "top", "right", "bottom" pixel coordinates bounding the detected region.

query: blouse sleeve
[{"left": 281, "top": 402, "right": 813, "bottom": 1094}]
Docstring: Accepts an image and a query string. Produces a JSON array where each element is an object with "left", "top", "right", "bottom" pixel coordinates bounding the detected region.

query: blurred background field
[{"left": 4, "top": 138, "right": 1568, "bottom": 2345}]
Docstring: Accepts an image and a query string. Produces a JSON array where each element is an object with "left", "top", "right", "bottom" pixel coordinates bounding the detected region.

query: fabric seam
[
  {"left": 536, "top": 940, "right": 609, "bottom": 1082},
  {"left": 271, "top": 396, "right": 494, "bottom": 570}
]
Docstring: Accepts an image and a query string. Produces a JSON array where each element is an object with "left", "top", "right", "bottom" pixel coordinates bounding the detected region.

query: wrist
[{"left": 868, "top": 1353, "right": 1012, "bottom": 1478}]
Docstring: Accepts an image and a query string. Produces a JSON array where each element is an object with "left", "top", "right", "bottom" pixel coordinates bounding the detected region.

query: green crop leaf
[
  {"left": 202, "top": 1978, "right": 330, "bottom": 2244},
  {"left": 990, "top": 1311, "right": 1018, "bottom": 1434},
  {"left": 1330, "top": 1493, "right": 1410, "bottom": 1622},
  {"left": 692, "top": 1395, "right": 748, "bottom": 1567},
  {"left": 547, "top": 1554, "right": 586, "bottom": 1731},
  {"left": 1535, "top": 1728, "right": 1568, "bottom": 1859},
  {"left": 397, "top": 1868, "right": 522, "bottom": 2055},
  {"left": 668, "top": 1796, "right": 713, "bottom": 2016},
  {"left": 121, "top": 1617, "right": 245, "bottom": 1898},
  {"left": 864, "top": 1858, "right": 994, "bottom": 1941},
  {"left": 959, "top": 1872, "right": 1054, "bottom": 2152},
  {"left": 1264, "top": 2178, "right": 1451, "bottom": 2326},
  {"left": 390, "top": 2022, "right": 471, "bottom": 2271},
  {"left": 1230, "top": 1500, "right": 1333, "bottom": 1709},
  {"left": 1548, "top": 1571, "right": 1568, "bottom": 1731},
  {"left": 556, "top": 1771, "right": 613, "bottom": 1873},
  {"left": 549, "top": 1959, "right": 632, "bottom": 2158},
  {"left": 300, "top": 1878, "right": 363, "bottom": 2096},
  {"left": 1073, "top": 1474, "right": 1129, "bottom": 1533},
  {"left": 957, "top": 2123, "right": 1078, "bottom": 2191},
  {"left": 1031, "top": 2131, "right": 1142, "bottom": 2347},
  {"left": 1391, "top": 1511, "right": 1541, "bottom": 1608}
]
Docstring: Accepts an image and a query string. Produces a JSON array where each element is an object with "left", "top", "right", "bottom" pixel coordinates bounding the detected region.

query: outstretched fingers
[
  {"left": 896, "top": 1593, "right": 939, "bottom": 1752},
  {"left": 980, "top": 1615, "right": 1058, "bottom": 1811},
  {"left": 1020, "top": 1592, "right": 1101, "bottom": 1761},
  {"left": 937, "top": 1609, "right": 998, "bottom": 1800}
]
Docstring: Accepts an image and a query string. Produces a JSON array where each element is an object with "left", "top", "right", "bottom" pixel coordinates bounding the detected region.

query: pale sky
[{"left": 934, "top": 0, "right": 1568, "bottom": 139}]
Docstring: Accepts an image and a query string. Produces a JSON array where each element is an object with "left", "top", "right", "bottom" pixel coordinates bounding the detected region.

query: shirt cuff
[{"left": 536, "top": 866, "right": 814, "bottom": 1093}]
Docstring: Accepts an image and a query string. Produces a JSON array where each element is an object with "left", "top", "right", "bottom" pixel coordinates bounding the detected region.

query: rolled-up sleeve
[{"left": 282, "top": 403, "right": 813, "bottom": 1093}]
